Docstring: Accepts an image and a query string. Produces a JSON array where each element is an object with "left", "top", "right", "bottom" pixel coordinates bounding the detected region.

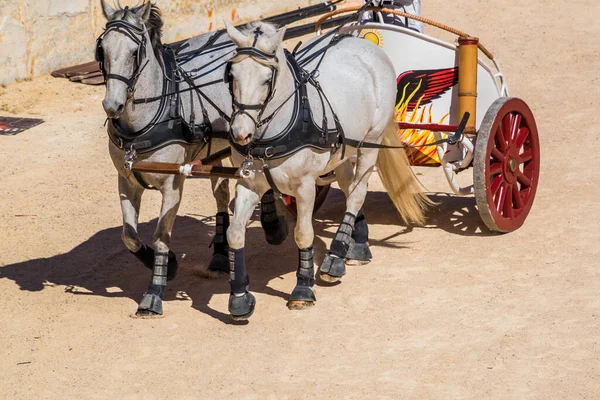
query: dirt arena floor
[{"left": 1, "top": 0, "right": 599, "bottom": 398}]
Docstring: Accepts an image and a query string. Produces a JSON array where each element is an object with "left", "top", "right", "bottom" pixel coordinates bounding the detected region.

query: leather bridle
[
  {"left": 224, "top": 29, "right": 280, "bottom": 130},
  {"left": 96, "top": 19, "right": 150, "bottom": 100}
]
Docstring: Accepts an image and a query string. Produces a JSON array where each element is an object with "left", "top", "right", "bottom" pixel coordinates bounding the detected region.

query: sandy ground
[{"left": 1, "top": 0, "right": 599, "bottom": 398}]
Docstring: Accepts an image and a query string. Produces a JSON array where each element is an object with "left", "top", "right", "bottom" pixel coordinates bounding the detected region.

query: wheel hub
[{"left": 503, "top": 147, "right": 519, "bottom": 184}]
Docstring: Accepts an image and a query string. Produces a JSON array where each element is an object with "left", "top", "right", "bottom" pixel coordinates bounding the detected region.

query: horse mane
[{"left": 111, "top": 2, "right": 164, "bottom": 50}]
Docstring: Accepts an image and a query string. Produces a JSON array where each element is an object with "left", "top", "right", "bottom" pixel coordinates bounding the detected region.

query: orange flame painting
[{"left": 395, "top": 81, "right": 448, "bottom": 165}]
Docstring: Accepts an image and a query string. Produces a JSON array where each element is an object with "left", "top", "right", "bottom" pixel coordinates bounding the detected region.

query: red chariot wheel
[
  {"left": 282, "top": 184, "right": 331, "bottom": 217},
  {"left": 474, "top": 97, "right": 540, "bottom": 233}
]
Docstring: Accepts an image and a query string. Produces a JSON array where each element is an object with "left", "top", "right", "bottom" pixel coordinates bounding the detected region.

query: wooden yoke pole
[{"left": 458, "top": 36, "right": 479, "bottom": 134}]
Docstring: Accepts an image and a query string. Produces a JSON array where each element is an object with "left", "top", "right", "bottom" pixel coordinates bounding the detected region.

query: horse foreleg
[
  {"left": 287, "top": 179, "right": 317, "bottom": 310},
  {"left": 320, "top": 150, "right": 377, "bottom": 282},
  {"left": 119, "top": 174, "right": 155, "bottom": 270},
  {"left": 226, "top": 181, "right": 260, "bottom": 320},
  {"left": 136, "top": 175, "right": 184, "bottom": 317}
]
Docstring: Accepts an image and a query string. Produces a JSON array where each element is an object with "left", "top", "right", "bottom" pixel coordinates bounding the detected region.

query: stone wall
[{"left": 0, "top": 0, "right": 314, "bottom": 85}]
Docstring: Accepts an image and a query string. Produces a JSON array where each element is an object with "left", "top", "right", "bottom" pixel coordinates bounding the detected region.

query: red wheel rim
[
  {"left": 282, "top": 184, "right": 331, "bottom": 217},
  {"left": 474, "top": 98, "right": 540, "bottom": 232}
]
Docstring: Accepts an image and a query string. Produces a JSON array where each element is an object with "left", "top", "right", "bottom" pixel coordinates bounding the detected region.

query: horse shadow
[
  {"left": 0, "top": 215, "right": 319, "bottom": 324},
  {"left": 0, "top": 189, "right": 493, "bottom": 323}
]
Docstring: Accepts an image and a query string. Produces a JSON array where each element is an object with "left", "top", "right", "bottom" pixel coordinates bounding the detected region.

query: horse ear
[
  {"left": 140, "top": 2, "right": 153, "bottom": 23},
  {"left": 225, "top": 21, "right": 248, "bottom": 47},
  {"left": 132, "top": 2, "right": 152, "bottom": 23},
  {"left": 273, "top": 26, "right": 287, "bottom": 48},
  {"left": 101, "top": 0, "right": 117, "bottom": 20}
]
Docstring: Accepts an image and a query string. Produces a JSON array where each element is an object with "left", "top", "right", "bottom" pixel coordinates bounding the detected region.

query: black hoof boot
[
  {"left": 228, "top": 248, "right": 255, "bottom": 320},
  {"left": 136, "top": 282, "right": 165, "bottom": 317},
  {"left": 319, "top": 254, "right": 346, "bottom": 283},
  {"left": 136, "top": 252, "right": 169, "bottom": 317},
  {"left": 346, "top": 209, "right": 371, "bottom": 266},
  {"left": 229, "top": 292, "right": 256, "bottom": 321},
  {"left": 346, "top": 242, "right": 372, "bottom": 266},
  {"left": 288, "top": 246, "right": 317, "bottom": 309},
  {"left": 132, "top": 246, "right": 178, "bottom": 281},
  {"left": 137, "top": 292, "right": 163, "bottom": 317},
  {"left": 208, "top": 253, "right": 229, "bottom": 275},
  {"left": 261, "top": 190, "right": 289, "bottom": 246}
]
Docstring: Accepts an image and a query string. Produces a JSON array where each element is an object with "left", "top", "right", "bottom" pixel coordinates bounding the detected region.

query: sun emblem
[{"left": 360, "top": 29, "right": 384, "bottom": 48}]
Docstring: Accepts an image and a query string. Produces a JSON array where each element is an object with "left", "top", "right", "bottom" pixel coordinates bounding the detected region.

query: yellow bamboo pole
[{"left": 458, "top": 37, "right": 479, "bottom": 134}]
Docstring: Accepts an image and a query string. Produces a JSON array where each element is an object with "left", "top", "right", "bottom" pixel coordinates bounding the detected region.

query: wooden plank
[{"left": 51, "top": 61, "right": 100, "bottom": 78}]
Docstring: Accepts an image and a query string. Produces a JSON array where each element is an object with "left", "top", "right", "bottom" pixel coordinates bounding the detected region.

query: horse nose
[
  {"left": 231, "top": 125, "right": 254, "bottom": 145},
  {"left": 103, "top": 99, "right": 125, "bottom": 119}
]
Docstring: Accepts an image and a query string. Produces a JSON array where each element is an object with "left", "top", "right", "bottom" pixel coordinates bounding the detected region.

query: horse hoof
[
  {"left": 319, "top": 254, "right": 346, "bottom": 279},
  {"left": 318, "top": 272, "right": 341, "bottom": 284},
  {"left": 346, "top": 242, "right": 372, "bottom": 266},
  {"left": 287, "top": 300, "right": 316, "bottom": 310},
  {"left": 264, "top": 218, "right": 289, "bottom": 246},
  {"left": 287, "top": 286, "right": 316, "bottom": 310},
  {"left": 137, "top": 293, "right": 163, "bottom": 316},
  {"left": 229, "top": 292, "right": 256, "bottom": 321}
]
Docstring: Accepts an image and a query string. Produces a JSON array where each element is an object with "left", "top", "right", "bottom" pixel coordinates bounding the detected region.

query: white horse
[
  {"left": 98, "top": 1, "right": 288, "bottom": 317},
  {"left": 223, "top": 21, "right": 430, "bottom": 320}
]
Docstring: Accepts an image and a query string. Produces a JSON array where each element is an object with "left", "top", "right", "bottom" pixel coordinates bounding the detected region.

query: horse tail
[{"left": 375, "top": 121, "right": 432, "bottom": 226}]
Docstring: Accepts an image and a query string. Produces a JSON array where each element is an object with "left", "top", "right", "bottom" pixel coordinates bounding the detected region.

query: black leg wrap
[
  {"left": 352, "top": 209, "right": 369, "bottom": 244},
  {"left": 137, "top": 252, "right": 169, "bottom": 315},
  {"left": 209, "top": 212, "right": 230, "bottom": 274},
  {"left": 346, "top": 209, "right": 373, "bottom": 262},
  {"left": 260, "top": 190, "right": 288, "bottom": 246},
  {"left": 290, "top": 246, "right": 316, "bottom": 302},
  {"left": 319, "top": 213, "right": 356, "bottom": 278},
  {"left": 228, "top": 248, "right": 256, "bottom": 319},
  {"left": 329, "top": 212, "right": 356, "bottom": 258},
  {"left": 131, "top": 245, "right": 178, "bottom": 281}
]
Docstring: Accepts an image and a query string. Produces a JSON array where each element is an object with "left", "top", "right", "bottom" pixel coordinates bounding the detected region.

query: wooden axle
[
  {"left": 131, "top": 162, "right": 241, "bottom": 179},
  {"left": 130, "top": 147, "right": 240, "bottom": 179}
]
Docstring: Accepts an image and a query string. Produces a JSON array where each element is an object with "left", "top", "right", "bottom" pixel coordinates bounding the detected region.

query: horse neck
[
  {"left": 259, "top": 48, "right": 296, "bottom": 140},
  {"left": 118, "top": 35, "right": 165, "bottom": 133}
]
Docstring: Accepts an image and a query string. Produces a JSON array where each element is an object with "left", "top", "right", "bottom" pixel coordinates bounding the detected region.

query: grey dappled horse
[
  {"left": 98, "top": 2, "right": 287, "bottom": 317},
  {"left": 224, "top": 22, "right": 430, "bottom": 320}
]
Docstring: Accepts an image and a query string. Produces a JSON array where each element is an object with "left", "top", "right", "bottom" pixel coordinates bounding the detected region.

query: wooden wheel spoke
[
  {"left": 491, "top": 147, "right": 504, "bottom": 162},
  {"left": 495, "top": 125, "right": 507, "bottom": 152},
  {"left": 509, "top": 113, "right": 522, "bottom": 143},
  {"left": 489, "top": 162, "right": 503, "bottom": 176},
  {"left": 515, "top": 126, "right": 530, "bottom": 148},
  {"left": 516, "top": 171, "right": 532, "bottom": 187},
  {"left": 512, "top": 183, "right": 523, "bottom": 209},
  {"left": 491, "top": 174, "right": 503, "bottom": 195},
  {"left": 503, "top": 184, "right": 514, "bottom": 218},
  {"left": 494, "top": 182, "right": 508, "bottom": 212},
  {"left": 518, "top": 150, "right": 533, "bottom": 164}
]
